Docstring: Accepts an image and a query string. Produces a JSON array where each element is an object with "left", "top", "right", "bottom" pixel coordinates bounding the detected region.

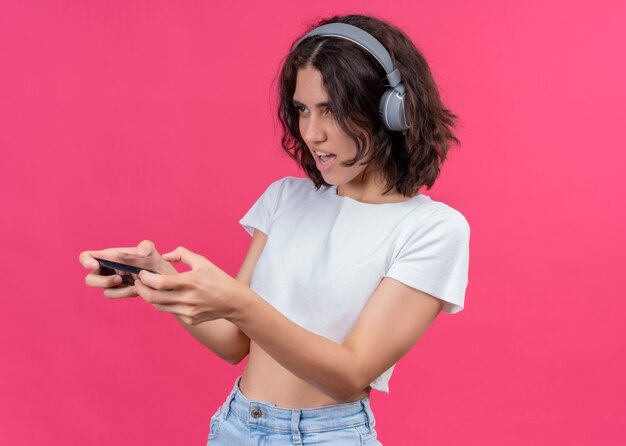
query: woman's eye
[{"left": 294, "top": 105, "right": 333, "bottom": 116}]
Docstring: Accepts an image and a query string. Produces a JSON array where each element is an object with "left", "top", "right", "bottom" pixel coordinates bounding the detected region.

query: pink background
[{"left": 1, "top": 1, "right": 624, "bottom": 445}]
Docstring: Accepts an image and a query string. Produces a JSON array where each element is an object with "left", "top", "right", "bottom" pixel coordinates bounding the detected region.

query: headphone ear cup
[{"left": 379, "top": 87, "right": 408, "bottom": 132}]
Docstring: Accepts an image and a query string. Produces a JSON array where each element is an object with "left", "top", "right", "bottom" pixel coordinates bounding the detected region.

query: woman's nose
[{"left": 302, "top": 114, "right": 326, "bottom": 144}]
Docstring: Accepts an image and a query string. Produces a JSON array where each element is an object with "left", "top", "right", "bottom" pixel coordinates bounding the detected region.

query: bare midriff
[{"left": 238, "top": 340, "right": 371, "bottom": 409}]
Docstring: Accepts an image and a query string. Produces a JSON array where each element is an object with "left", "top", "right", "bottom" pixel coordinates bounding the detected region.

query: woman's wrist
[{"left": 225, "top": 280, "right": 260, "bottom": 324}]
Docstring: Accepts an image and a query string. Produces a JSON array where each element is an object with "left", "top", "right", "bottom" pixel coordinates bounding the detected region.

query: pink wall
[{"left": 1, "top": 1, "right": 624, "bottom": 445}]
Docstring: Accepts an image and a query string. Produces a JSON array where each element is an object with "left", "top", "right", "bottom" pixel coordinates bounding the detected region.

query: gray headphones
[{"left": 293, "top": 23, "right": 409, "bottom": 133}]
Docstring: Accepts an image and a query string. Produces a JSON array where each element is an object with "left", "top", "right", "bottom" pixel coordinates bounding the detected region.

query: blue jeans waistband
[{"left": 218, "top": 375, "right": 376, "bottom": 434}]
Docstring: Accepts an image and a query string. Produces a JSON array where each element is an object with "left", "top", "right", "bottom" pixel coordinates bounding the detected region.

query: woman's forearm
[
  {"left": 226, "top": 283, "right": 357, "bottom": 402},
  {"left": 171, "top": 315, "right": 250, "bottom": 365},
  {"left": 158, "top": 259, "right": 250, "bottom": 365}
]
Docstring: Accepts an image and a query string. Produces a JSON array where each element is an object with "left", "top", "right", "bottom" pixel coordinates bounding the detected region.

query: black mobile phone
[{"left": 93, "top": 257, "right": 161, "bottom": 287}]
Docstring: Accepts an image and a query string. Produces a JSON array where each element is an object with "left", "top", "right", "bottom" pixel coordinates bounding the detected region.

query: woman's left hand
[{"left": 134, "top": 246, "right": 241, "bottom": 325}]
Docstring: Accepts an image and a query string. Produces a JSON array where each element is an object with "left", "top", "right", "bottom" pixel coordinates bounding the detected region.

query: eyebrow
[{"left": 292, "top": 98, "right": 332, "bottom": 108}]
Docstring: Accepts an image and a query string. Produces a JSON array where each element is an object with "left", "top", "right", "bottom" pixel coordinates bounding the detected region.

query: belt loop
[
  {"left": 222, "top": 375, "right": 241, "bottom": 418},
  {"left": 361, "top": 398, "right": 374, "bottom": 431},
  {"left": 290, "top": 408, "right": 302, "bottom": 445}
]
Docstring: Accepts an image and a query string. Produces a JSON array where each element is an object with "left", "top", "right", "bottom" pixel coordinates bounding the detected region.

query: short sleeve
[
  {"left": 384, "top": 212, "right": 470, "bottom": 314},
  {"left": 238, "top": 178, "right": 285, "bottom": 237}
]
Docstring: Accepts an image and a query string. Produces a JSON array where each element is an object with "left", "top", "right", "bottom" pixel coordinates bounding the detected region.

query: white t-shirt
[{"left": 238, "top": 176, "right": 470, "bottom": 393}]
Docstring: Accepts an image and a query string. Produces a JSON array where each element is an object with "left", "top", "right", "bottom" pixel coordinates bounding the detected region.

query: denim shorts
[{"left": 206, "top": 375, "right": 382, "bottom": 445}]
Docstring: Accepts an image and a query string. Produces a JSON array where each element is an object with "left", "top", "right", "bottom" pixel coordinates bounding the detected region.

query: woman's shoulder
[
  {"left": 265, "top": 175, "right": 308, "bottom": 187},
  {"left": 414, "top": 195, "right": 470, "bottom": 232},
  {"left": 270, "top": 175, "right": 321, "bottom": 194},
  {"left": 279, "top": 175, "right": 314, "bottom": 186},
  {"left": 258, "top": 176, "right": 318, "bottom": 204}
]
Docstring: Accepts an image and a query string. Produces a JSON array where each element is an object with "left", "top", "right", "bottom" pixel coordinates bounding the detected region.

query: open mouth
[
  {"left": 317, "top": 153, "right": 337, "bottom": 164},
  {"left": 313, "top": 150, "right": 337, "bottom": 163},
  {"left": 313, "top": 151, "right": 337, "bottom": 170}
]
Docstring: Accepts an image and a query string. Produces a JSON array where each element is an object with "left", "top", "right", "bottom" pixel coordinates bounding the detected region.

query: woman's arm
[
  {"left": 170, "top": 230, "right": 268, "bottom": 364},
  {"left": 171, "top": 316, "right": 249, "bottom": 365},
  {"left": 227, "top": 276, "right": 443, "bottom": 402}
]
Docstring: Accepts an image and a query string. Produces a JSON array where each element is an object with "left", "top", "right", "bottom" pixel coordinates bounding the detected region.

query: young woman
[{"left": 80, "top": 13, "right": 470, "bottom": 445}]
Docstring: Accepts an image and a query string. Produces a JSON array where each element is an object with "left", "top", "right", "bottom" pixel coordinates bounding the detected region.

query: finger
[
  {"left": 135, "top": 279, "right": 181, "bottom": 304},
  {"left": 137, "top": 270, "right": 186, "bottom": 290},
  {"left": 81, "top": 248, "right": 142, "bottom": 268},
  {"left": 152, "top": 303, "right": 193, "bottom": 318},
  {"left": 161, "top": 246, "right": 204, "bottom": 268},
  {"left": 135, "top": 239, "right": 158, "bottom": 257},
  {"left": 178, "top": 314, "right": 194, "bottom": 325},
  {"left": 85, "top": 270, "right": 125, "bottom": 288},
  {"left": 104, "top": 285, "right": 139, "bottom": 299},
  {"left": 79, "top": 251, "right": 101, "bottom": 270}
]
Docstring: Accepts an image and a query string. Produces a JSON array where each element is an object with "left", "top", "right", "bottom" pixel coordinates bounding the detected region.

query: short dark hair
[{"left": 276, "top": 14, "right": 461, "bottom": 196}]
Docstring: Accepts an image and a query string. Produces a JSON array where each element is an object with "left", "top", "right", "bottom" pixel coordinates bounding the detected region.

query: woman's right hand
[{"left": 79, "top": 239, "right": 177, "bottom": 299}]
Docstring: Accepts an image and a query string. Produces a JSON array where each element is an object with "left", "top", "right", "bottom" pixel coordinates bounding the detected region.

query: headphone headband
[{"left": 293, "top": 23, "right": 403, "bottom": 90}]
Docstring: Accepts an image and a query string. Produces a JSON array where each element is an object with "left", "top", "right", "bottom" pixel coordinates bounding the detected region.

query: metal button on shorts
[{"left": 251, "top": 408, "right": 264, "bottom": 418}]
